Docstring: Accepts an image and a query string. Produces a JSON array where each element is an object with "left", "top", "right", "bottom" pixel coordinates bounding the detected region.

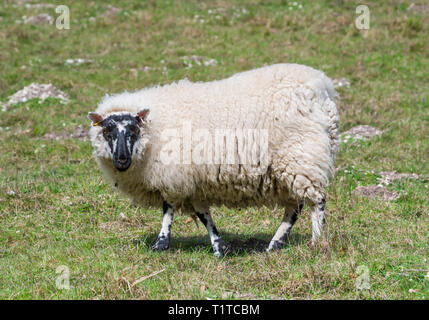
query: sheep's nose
[{"left": 117, "top": 155, "right": 128, "bottom": 163}]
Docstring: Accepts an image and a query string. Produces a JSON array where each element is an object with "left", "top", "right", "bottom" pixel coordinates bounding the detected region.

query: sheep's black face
[
  {"left": 101, "top": 114, "right": 140, "bottom": 171},
  {"left": 88, "top": 109, "right": 150, "bottom": 172}
]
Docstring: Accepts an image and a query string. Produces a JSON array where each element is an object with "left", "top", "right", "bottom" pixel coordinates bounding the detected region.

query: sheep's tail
[
  {"left": 325, "top": 95, "right": 340, "bottom": 162},
  {"left": 320, "top": 75, "right": 340, "bottom": 162},
  {"left": 322, "top": 74, "right": 338, "bottom": 102},
  {"left": 307, "top": 73, "right": 341, "bottom": 162}
]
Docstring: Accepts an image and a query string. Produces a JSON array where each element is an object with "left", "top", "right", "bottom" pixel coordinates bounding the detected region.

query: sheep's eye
[
  {"left": 128, "top": 126, "right": 139, "bottom": 137},
  {"left": 132, "top": 127, "right": 140, "bottom": 135},
  {"left": 103, "top": 128, "right": 112, "bottom": 140}
]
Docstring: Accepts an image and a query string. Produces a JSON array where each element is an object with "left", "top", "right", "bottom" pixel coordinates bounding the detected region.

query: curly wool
[{"left": 89, "top": 64, "right": 340, "bottom": 213}]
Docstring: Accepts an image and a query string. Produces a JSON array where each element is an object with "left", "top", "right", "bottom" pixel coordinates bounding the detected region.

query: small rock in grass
[
  {"left": 6, "top": 83, "right": 69, "bottom": 107},
  {"left": 342, "top": 125, "right": 383, "bottom": 141},
  {"left": 353, "top": 185, "right": 399, "bottom": 201},
  {"left": 332, "top": 78, "right": 351, "bottom": 88},
  {"left": 105, "top": 5, "right": 121, "bottom": 16},
  {"left": 130, "top": 66, "right": 154, "bottom": 76},
  {"left": 65, "top": 58, "right": 93, "bottom": 66},
  {"left": 181, "top": 55, "right": 217, "bottom": 69},
  {"left": 141, "top": 66, "right": 153, "bottom": 72},
  {"left": 24, "top": 13, "right": 54, "bottom": 25},
  {"left": 25, "top": 3, "right": 56, "bottom": 9},
  {"left": 207, "top": 8, "right": 226, "bottom": 15}
]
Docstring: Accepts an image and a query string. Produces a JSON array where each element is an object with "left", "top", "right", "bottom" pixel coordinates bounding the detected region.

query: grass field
[{"left": 0, "top": 0, "right": 428, "bottom": 299}]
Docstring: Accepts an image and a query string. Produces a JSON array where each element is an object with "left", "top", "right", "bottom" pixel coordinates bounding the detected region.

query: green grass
[{"left": 0, "top": 0, "right": 428, "bottom": 299}]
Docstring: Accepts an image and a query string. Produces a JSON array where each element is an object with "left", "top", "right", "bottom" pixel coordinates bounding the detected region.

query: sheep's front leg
[
  {"left": 311, "top": 198, "right": 326, "bottom": 244},
  {"left": 267, "top": 203, "right": 303, "bottom": 252},
  {"left": 152, "top": 201, "right": 174, "bottom": 251},
  {"left": 196, "top": 212, "right": 228, "bottom": 258}
]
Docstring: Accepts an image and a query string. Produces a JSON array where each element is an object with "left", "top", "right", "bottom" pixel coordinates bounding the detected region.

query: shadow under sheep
[{"left": 132, "top": 232, "right": 309, "bottom": 256}]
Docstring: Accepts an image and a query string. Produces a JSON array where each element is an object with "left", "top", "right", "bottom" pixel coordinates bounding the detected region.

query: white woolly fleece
[{"left": 89, "top": 63, "right": 340, "bottom": 213}]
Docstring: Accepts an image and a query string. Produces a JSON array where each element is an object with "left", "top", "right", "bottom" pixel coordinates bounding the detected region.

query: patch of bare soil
[
  {"left": 353, "top": 185, "right": 399, "bottom": 201},
  {"left": 43, "top": 125, "right": 88, "bottom": 141},
  {"left": 71, "top": 125, "right": 88, "bottom": 141},
  {"left": 342, "top": 125, "right": 383, "bottom": 141},
  {"left": 24, "top": 13, "right": 54, "bottom": 25},
  {"left": 43, "top": 131, "right": 70, "bottom": 141},
  {"left": 377, "top": 171, "right": 420, "bottom": 185},
  {"left": 407, "top": 3, "right": 429, "bottom": 14}
]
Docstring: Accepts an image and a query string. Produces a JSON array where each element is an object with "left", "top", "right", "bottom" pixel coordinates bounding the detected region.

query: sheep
[{"left": 88, "top": 63, "right": 340, "bottom": 257}]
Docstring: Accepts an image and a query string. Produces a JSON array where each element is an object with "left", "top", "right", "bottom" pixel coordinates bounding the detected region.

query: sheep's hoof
[
  {"left": 151, "top": 237, "right": 170, "bottom": 251},
  {"left": 213, "top": 251, "right": 223, "bottom": 258},
  {"left": 213, "top": 239, "right": 229, "bottom": 258},
  {"left": 266, "top": 240, "right": 284, "bottom": 252}
]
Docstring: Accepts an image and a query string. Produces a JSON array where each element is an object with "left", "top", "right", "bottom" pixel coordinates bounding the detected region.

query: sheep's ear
[
  {"left": 88, "top": 112, "right": 103, "bottom": 126},
  {"left": 136, "top": 109, "right": 150, "bottom": 124}
]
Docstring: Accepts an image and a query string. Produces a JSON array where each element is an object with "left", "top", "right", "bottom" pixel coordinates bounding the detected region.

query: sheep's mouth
[{"left": 113, "top": 158, "right": 132, "bottom": 171}]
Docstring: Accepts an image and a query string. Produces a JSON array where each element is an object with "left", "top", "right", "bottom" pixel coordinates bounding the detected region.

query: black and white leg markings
[
  {"left": 267, "top": 203, "right": 303, "bottom": 251},
  {"left": 311, "top": 198, "right": 326, "bottom": 244},
  {"left": 152, "top": 201, "right": 174, "bottom": 251},
  {"left": 196, "top": 212, "right": 228, "bottom": 258}
]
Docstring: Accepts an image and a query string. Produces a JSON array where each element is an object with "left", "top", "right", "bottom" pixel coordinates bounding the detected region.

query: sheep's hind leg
[
  {"left": 311, "top": 198, "right": 326, "bottom": 244},
  {"left": 152, "top": 201, "right": 174, "bottom": 251},
  {"left": 267, "top": 203, "right": 303, "bottom": 252},
  {"left": 196, "top": 212, "right": 228, "bottom": 258}
]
